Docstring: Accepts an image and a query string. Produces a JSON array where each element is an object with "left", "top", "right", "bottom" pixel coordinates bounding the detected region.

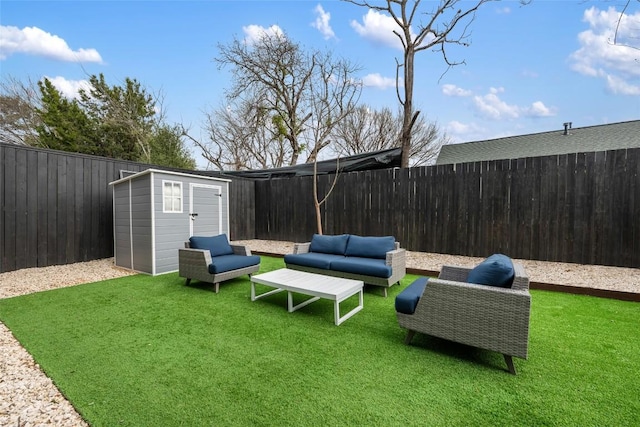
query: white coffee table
[{"left": 250, "top": 268, "right": 364, "bottom": 325}]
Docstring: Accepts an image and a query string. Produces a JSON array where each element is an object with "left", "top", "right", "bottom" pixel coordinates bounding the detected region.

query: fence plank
[
  {"left": 3, "top": 147, "right": 17, "bottom": 272},
  {"left": 14, "top": 149, "right": 28, "bottom": 270}
]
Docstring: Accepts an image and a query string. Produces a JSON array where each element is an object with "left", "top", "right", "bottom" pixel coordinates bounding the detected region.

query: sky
[{"left": 1, "top": 0, "right": 639, "bottom": 168}]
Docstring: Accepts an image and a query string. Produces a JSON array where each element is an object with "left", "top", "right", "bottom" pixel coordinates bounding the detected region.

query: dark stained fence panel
[
  {"left": 2, "top": 144, "right": 639, "bottom": 272},
  {"left": 252, "top": 148, "right": 639, "bottom": 269},
  {"left": 0, "top": 144, "right": 256, "bottom": 273},
  {"left": 229, "top": 178, "right": 255, "bottom": 241}
]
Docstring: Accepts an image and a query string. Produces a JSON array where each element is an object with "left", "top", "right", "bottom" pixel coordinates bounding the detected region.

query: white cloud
[
  {"left": 243, "top": 24, "right": 285, "bottom": 45},
  {"left": 45, "top": 76, "right": 91, "bottom": 99},
  {"left": 361, "top": 73, "right": 397, "bottom": 89},
  {"left": 0, "top": 25, "right": 102, "bottom": 62},
  {"left": 473, "top": 87, "right": 519, "bottom": 119},
  {"left": 350, "top": 10, "right": 404, "bottom": 50},
  {"left": 524, "top": 101, "right": 555, "bottom": 117},
  {"left": 569, "top": 7, "right": 640, "bottom": 94},
  {"left": 442, "top": 84, "right": 472, "bottom": 97},
  {"left": 447, "top": 120, "right": 484, "bottom": 137},
  {"left": 606, "top": 74, "right": 640, "bottom": 95},
  {"left": 311, "top": 4, "right": 335, "bottom": 40},
  {"left": 472, "top": 87, "right": 555, "bottom": 120},
  {"left": 445, "top": 120, "right": 487, "bottom": 144},
  {"left": 496, "top": 7, "right": 511, "bottom": 15}
]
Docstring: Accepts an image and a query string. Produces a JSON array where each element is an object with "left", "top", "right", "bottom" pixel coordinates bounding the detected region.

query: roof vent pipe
[{"left": 563, "top": 122, "right": 572, "bottom": 135}]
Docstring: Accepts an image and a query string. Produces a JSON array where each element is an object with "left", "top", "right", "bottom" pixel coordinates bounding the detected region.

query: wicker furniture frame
[
  {"left": 178, "top": 242, "right": 259, "bottom": 293},
  {"left": 286, "top": 241, "right": 406, "bottom": 297},
  {"left": 396, "top": 263, "right": 531, "bottom": 374}
]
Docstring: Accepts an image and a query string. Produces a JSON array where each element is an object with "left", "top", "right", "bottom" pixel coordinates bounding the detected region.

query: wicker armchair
[
  {"left": 396, "top": 262, "right": 531, "bottom": 374},
  {"left": 178, "top": 240, "right": 260, "bottom": 293}
]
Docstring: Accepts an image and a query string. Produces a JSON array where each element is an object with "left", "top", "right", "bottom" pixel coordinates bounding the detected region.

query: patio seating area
[
  {"left": 1, "top": 254, "right": 638, "bottom": 426},
  {"left": 0, "top": 252, "right": 638, "bottom": 426}
]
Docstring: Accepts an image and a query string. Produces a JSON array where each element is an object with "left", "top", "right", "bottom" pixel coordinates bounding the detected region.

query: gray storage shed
[{"left": 109, "top": 168, "right": 231, "bottom": 275}]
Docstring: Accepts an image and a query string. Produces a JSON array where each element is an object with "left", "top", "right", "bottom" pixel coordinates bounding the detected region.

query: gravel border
[{"left": 1, "top": 241, "right": 638, "bottom": 426}]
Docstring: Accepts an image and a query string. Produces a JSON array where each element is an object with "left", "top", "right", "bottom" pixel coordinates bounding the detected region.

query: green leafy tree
[
  {"left": 148, "top": 124, "right": 196, "bottom": 169},
  {"left": 35, "top": 78, "right": 98, "bottom": 154},
  {"left": 78, "top": 74, "right": 155, "bottom": 161},
  {"left": 33, "top": 74, "right": 195, "bottom": 167}
]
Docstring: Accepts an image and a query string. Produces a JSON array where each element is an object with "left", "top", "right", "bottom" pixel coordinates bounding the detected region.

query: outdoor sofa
[
  {"left": 284, "top": 234, "right": 406, "bottom": 297},
  {"left": 178, "top": 234, "right": 260, "bottom": 293},
  {"left": 395, "top": 254, "right": 531, "bottom": 374}
]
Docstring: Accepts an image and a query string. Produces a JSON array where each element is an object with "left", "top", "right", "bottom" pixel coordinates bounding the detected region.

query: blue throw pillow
[
  {"left": 189, "top": 234, "right": 234, "bottom": 258},
  {"left": 345, "top": 235, "right": 396, "bottom": 259},
  {"left": 309, "top": 234, "right": 350, "bottom": 255},
  {"left": 466, "top": 254, "right": 515, "bottom": 288}
]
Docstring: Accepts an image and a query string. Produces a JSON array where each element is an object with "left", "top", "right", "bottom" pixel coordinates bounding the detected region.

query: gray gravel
[{"left": 1, "top": 240, "right": 638, "bottom": 426}]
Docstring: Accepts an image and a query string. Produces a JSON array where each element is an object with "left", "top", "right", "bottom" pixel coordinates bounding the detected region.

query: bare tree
[
  {"left": 408, "top": 114, "right": 450, "bottom": 166},
  {"left": 332, "top": 105, "right": 397, "bottom": 155},
  {"left": 303, "top": 51, "right": 362, "bottom": 163},
  {"left": 312, "top": 158, "right": 342, "bottom": 235},
  {"left": 215, "top": 31, "right": 313, "bottom": 166},
  {"left": 0, "top": 76, "right": 41, "bottom": 145},
  {"left": 196, "top": 93, "right": 292, "bottom": 171},
  {"left": 214, "top": 30, "right": 361, "bottom": 168},
  {"left": 613, "top": 0, "right": 640, "bottom": 51},
  {"left": 342, "top": 0, "right": 495, "bottom": 167},
  {"left": 332, "top": 104, "right": 450, "bottom": 166}
]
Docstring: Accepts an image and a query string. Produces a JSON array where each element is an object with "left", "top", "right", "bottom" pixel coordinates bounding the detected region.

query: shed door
[{"left": 189, "top": 184, "right": 223, "bottom": 236}]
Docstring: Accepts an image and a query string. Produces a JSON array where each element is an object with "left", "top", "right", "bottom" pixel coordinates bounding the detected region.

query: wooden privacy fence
[
  {"left": 255, "top": 148, "right": 639, "bottom": 268},
  {"left": 0, "top": 144, "right": 255, "bottom": 273},
  {"left": 2, "top": 144, "right": 638, "bottom": 272}
]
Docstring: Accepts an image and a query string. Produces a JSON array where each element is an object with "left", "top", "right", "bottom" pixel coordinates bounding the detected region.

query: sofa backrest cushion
[
  {"left": 189, "top": 234, "right": 234, "bottom": 258},
  {"left": 466, "top": 253, "right": 515, "bottom": 288},
  {"left": 309, "top": 234, "right": 350, "bottom": 255},
  {"left": 345, "top": 235, "right": 396, "bottom": 259}
]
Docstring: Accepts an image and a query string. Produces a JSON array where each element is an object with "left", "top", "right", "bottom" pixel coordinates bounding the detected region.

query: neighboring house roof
[{"left": 436, "top": 120, "right": 640, "bottom": 165}]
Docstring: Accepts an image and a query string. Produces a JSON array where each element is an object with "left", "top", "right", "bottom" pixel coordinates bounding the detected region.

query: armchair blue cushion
[
  {"left": 309, "top": 234, "right": 350, "bottom": 255},
  {"left": 345, "top": 235, "right": 395, "bottom": 259},
  {"left": 395, "top": 277, "right": 429, "bottom": 315},
  {"left": 189, "top": 234, "right": 234, "bottom": 257},
  {"left": 467, "top": 254, "right": 515, "bottom": 288}
]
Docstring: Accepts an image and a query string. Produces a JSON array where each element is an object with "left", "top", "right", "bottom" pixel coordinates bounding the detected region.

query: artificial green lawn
[{"left": 0, "top": 256, "right": 638, "bottom": 426}]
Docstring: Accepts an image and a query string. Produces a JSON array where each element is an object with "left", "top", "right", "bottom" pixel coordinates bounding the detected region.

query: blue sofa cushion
[
  {"left": 208, "top": 254, "right": 260, "bottom": 274},
  {"left": 395, "top": 277, "right": 428, "bottom": 314},
  {"left": 284, "top": 253, "right": 345, "bottom": 270},
  {"left": 190, "top": 234, "right": 234, "bottom": 257},
  {"left": 309, "top": 234, "right": 350, "bottom": 255},
  {"left": 329, "top": 257, "right": 392, "bottom": 278},
  {"left": 345, "top": 235, "right": 396, "bottom": 259},
  {"left": 466, "top": 254, "right": 515, "bottom": 288}
]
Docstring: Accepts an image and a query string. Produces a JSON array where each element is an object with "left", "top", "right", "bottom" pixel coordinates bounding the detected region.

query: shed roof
[{"left": 436, "top": 120, "right": 640, "bottom": 165}]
